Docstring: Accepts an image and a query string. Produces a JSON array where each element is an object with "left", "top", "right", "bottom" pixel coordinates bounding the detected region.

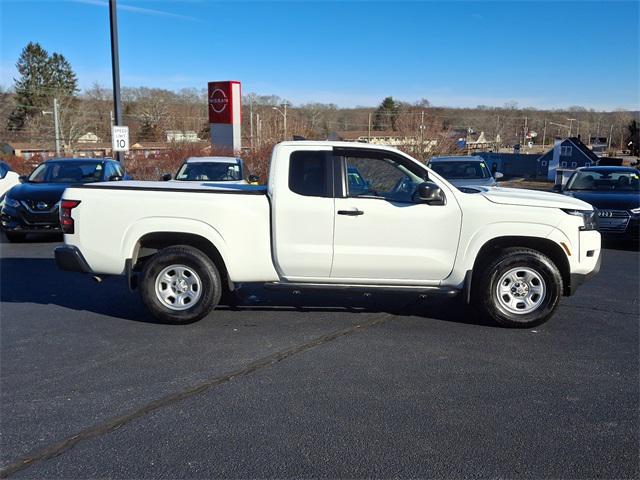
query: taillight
[{"left": 60, "top": 200, "right": 81, "bottom": 234}]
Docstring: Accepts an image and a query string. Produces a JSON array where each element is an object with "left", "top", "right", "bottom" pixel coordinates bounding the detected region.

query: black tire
[
  {"left": 140, "top": 245, "right": 222, "bottom": 324},
  {"left": 5, "top": 231, "right": 26, "bottom": 243},
  {"left": 473, "top": 247, "right": 563, "bottom": 328}
]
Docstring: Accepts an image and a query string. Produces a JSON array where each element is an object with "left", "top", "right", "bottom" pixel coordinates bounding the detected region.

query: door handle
[{"left": 337, "top": 209, "right": 364, "bottom": 216}]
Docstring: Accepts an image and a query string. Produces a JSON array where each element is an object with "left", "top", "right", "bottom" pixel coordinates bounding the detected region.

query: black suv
[
  {"left": 1, "top": 158, "right": 126, "bottom": 242},
  {"left": 558, "top": 166, "right": 640, "bottom": 241}
]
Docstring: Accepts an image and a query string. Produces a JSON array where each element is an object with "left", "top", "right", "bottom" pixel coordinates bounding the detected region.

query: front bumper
[
  {"left": 55, "top": 245, "right": 92, "bottom": 273},
  {"left": 1, "top": 205, "right": 61, "bottom": 233},
  {"left": 567, "top": 249, "right": 602, "bottom": 296}
]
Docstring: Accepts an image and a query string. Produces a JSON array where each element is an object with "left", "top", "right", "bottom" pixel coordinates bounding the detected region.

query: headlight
[
  {"left": 563, "top": 209, "right": 597, "bottom": 231},
  {"left": 4, "top": 197, "right": 20, "bottom": 208},
  {"left": 630, "top": 207, "right": 640, "bottom": 215}
]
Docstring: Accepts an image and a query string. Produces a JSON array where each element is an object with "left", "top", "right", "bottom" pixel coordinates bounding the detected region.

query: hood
[
  {"left": 562, "top": 190, "right": 640, "bottom": 211},
  {"left": 450, "top": 177, "right": 497, "bottom": 188},
  {"left": 5, "top": 182, "right": 70, "bottom": 203},
  {"left": 478, "top": 186, "right": 592, "bottom": 210}
]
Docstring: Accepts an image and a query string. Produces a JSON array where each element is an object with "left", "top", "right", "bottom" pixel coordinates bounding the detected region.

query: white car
[
  {"left": 55, "top": 141, "right": 601, "bottom": 328},
  {"left": 0, "top": 161, "right": 21, "bottom": 199},
  {"left": 163, "top": 156, "right": 248, "bottom": 184},
  {"left": 429, "top": 156, "right": 503, "bottom": 188}
]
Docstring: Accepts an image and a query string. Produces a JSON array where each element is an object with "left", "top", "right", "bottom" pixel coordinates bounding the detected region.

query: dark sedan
[
  {"left": 559, "top": 166, "right": 640, "bottom": 241},
  {"left": 1, "top": 158, "right": 126, "bottom": 242}
]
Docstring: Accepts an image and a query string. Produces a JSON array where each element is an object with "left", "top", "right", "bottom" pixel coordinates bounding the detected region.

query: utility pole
[
  {"left": 256, "top": 113, "right": 261, "bottom": 147},
  {"left": 608, "top": 124, "right": 613, "bottom": 150},
  {"left": 542, "top": 119, "right": 547, "bottom": 147},
  {"left": 53, "top": 98, "right": 62, "bottom": 156},
  {"left": 420, "top": 110, "right": 425, "bottom": 153},
  {"left": 109, "top": 0, "right": 124, "bottom": 165},
  {"left": 368, "top": 112, "right": 372, "bottom": 141},
  {"left": 248, "top": 94, "right": 254, "bottom": 149}
]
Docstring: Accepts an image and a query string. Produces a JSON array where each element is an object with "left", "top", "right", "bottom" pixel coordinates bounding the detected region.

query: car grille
[
  {"left": 596, "top": 209, "right": 630, "bottom": 232},
  {"left": 20, "top": 200, "right": 58, "bottom": 213}
]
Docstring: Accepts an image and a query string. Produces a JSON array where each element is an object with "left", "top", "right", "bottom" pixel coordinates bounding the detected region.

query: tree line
[{"left": 2, "top": 42, "right": 639, "bottom": 157}]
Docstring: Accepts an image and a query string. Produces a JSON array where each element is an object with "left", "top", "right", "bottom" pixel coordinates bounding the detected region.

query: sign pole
[{"left": 109, "top": 0, "right": 124, "bottom": 166}]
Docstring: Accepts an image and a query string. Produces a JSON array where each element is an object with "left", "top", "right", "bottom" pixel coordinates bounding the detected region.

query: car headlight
[
  {"left": 630, "top": 207, "right": 640, "bottom": 216},
  {"left": 4, "top": 197, "right": 20, "bottom": 208},
  {"left": 563, "top": 209, "right": 597, "bottom": 231}
]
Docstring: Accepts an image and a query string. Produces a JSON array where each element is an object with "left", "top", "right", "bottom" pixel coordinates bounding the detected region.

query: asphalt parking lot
[{"left": 0, "top": 235, "right": 638, "bottom": 479}]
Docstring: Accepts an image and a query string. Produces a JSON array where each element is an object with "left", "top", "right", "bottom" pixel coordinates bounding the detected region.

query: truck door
[
  {"left": 331, "top": 148, "right": 462, "bottom": 283},
  {"left": 271, "top": 147, "right": 336, "bottom": 280}
]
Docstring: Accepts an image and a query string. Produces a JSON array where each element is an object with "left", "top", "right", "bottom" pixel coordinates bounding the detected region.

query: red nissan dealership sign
[{"left": 208, "top": 81, "right": 241, "bottom": 124}]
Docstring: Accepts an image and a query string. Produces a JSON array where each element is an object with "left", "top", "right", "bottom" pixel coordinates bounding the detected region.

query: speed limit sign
[{"left": 112, "top": 126, "right": 129, "bottom": 152}]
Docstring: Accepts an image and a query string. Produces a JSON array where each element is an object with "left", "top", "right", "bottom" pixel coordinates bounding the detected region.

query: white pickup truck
[{"left": 55, "top": 141, "right": 601, "bottom": 328}]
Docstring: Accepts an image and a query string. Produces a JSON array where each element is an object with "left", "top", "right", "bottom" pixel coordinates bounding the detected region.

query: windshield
[
  {"left": 565, "top": 170, "right": 640, "bottom": 192},
  {"left": 175, "top": 162, "right": 241, "bottom": 181},
  {"left": 430, "top": 161, "right": 491, "bottom": 180},
  {"left": 28, "top": 162, "right": 104, "bottom": 183}
]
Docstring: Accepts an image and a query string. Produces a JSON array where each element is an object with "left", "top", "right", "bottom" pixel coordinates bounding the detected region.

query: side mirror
[
  {"left": 552, "top": 183, "right": 563, "bottom": 192},
  {"left": 494, "top": 172, "right": 504, "bottom": 180},
  {"left": 161, "top": 173, "right": 172, "bottom": 181},
  {"left": 248, "top": 174, "right": 260, "bottom": 184},
  {"left": 416, "top": 181, "right": 445, "bottom": 205},
  {"left": 18, "top": 175, "right": 28, "bottom": 183},
  {"left": 109, "top": 174, "right": 123, "bottom": 181}
]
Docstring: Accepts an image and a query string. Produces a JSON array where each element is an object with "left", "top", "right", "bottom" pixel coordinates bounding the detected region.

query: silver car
[{"left": 428, "top": 156, "right": 503, "bottom": 188}]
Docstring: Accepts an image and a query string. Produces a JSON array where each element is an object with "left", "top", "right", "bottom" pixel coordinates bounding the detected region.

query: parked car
[
  {"left": 55, "top": 142, "right": 601, "bottom": 328},
  {"left": 1, "top": 158, "right": 126, "bottom": 242},
  {"left": 556, "top": 166, "right": 640, "bottom": 241},
  {"left": 162, "top": 156, "right": 257, "bottom": 184},
  {"left": 428, "top": 156, "right": 503, "bottom": 188},
  {"left": 0, "top": 161, "right": 21, "bottom": 200}
]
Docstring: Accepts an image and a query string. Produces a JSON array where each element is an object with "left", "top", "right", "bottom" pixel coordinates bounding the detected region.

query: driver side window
[{"left": 344, "top": 155, "right": 418, "bottom": 203}]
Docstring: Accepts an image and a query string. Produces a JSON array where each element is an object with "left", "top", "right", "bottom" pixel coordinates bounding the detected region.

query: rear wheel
[
  {"left": 5, "top": 231, "right": 26, "bottom": 243},
  {"left": 473, "top": 248, "right": 563, "bottom": 328},
  {"left": 140, "top": 245, "right": 222, "bottom": 324}
]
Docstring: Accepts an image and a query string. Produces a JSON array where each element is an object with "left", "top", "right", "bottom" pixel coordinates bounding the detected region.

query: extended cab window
[
  {"left": 343, "top": 154, "right": 425, "bottom": 203},
  {"left": 289, "top": 151, "right": 333, "bottom": 197}
]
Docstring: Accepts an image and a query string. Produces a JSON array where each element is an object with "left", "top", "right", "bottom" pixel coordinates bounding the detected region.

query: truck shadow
[{"left": 0, "top": 257, "right": 490, "bottom": 326}]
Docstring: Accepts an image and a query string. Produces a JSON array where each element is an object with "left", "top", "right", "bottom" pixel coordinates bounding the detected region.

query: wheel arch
[
  {"left": 471, "top": 236, "right": 571, "bottom": 296},
  {"left": 133, "top": 231, "right": 232, "bottom": 292}
]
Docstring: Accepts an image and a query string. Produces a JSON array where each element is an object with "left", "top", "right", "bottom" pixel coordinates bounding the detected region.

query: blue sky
[{"left": 1, "top": 0, "right": 638, "bottom": 109}]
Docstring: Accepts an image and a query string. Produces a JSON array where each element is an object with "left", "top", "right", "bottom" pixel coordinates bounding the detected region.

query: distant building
[
  {"left": 476, "top": 137, "right": 601, "bottom": 179},
  {"left": 334, "top": 131, "right": 438, "bottom": 154},
  {"left": 166, "top": 130, "right": 200, "bottom": 143},
  {"left": 589, "top": 136, "right": 608, "bottom": 154},
  {"left": 77, "top": 132, "right": 102, "bottom": 144},
  {"left": 538, "top": 137, "right": 600, "bottom": 179},
  {"left": 0, "top": 142, "right": 55, "bottom": 160}
]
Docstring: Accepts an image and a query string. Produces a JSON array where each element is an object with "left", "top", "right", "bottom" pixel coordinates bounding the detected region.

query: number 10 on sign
[{"left": 112, "top": 126, "right": 129, "bottom": 152}]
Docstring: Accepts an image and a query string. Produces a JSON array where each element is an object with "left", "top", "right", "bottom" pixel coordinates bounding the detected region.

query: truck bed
[{"left": 62, "top": 181, "right": 278, "bottom": 282}]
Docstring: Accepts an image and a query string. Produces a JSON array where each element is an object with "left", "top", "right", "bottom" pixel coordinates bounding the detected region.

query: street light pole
[
  {"left": 109, "top": 0, "right": 124, "bottom": 165},
  {"left": 567, "top": 118, "right": 576, "bottom": 137},
  {"left": 43, "top": 98, "right": 62, "bottom": 156},
  {"left": 272, "top": 104, "right": 288, "bottom": 141},
  {"left": 53, "top": 98, "right": 62, "bottom": 156}
]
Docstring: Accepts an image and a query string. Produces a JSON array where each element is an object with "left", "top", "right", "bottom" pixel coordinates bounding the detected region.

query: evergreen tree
[
  {"left": 374, "top": 96, "right": 399, "bottom": 131},
  {"left": 7, "top": 42, "right": 78, "bottom": 130}
]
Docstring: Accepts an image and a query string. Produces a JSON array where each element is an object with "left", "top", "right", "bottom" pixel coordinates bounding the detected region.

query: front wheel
[
  {"left": 473, "top": 248, "right": 563, "bottom": 328},
  {"left": 140, "top": 245, "right": 222, "bottom": 324}
]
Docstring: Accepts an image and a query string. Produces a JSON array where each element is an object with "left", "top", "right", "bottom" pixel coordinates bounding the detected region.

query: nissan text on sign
[{"left": 208, "top": 81, "right": 241, "bottom": 152}]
